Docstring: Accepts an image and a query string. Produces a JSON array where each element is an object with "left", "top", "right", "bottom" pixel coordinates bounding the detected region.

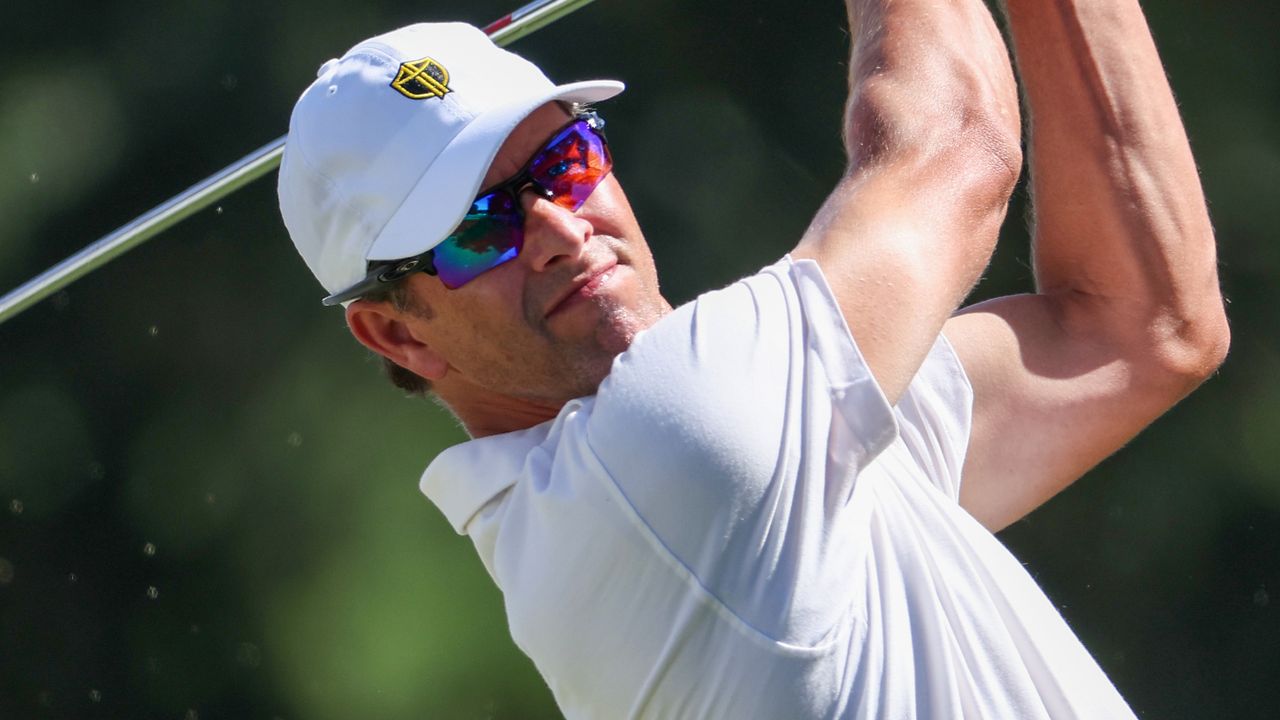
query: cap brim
[{"left": 366, "top": 79, "right": 624, "bottom": 262}]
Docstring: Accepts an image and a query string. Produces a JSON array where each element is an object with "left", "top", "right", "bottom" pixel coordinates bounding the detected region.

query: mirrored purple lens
[{"left": 529, "top": 120, "right": 612, "bottom": 211}]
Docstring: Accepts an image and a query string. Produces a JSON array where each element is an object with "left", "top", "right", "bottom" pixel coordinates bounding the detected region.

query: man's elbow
[
  {"left": 1147, "top": 302, "right": 1231, "bottom": 393},
  {"left": 843, "top": 73, "right": 1022, "bottom": 191}
]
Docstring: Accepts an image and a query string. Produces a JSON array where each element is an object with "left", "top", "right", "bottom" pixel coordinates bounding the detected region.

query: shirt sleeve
[
  {"left": 585, "top": 256, "right": 898, "bottom": 648},
  {"left": 891, "top": 333, "right": 974, "bottom": 503}
]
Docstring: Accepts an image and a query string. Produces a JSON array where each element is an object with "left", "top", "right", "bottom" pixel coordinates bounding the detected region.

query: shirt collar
[{"left": 418, "top": 418, "right": 554, "bottom": 534}]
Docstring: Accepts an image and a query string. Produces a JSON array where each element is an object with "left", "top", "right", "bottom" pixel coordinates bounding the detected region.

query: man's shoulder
[{"left": 588, "top": 257, "right": 803, "bottom": 473}]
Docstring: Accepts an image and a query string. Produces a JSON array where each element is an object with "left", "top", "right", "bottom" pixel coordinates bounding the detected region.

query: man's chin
[{"left": 541, "top": 287, "right": 668, "bottom": 401}]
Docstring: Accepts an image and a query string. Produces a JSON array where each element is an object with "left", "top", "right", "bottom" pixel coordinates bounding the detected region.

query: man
[{"left": 278, "top": 0, "right": 1227, "bottom": 717}]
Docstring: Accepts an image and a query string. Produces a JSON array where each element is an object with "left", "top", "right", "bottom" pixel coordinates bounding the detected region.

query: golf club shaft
[{"left": 0, "top": 0, "right": 600, "bottom": 326}]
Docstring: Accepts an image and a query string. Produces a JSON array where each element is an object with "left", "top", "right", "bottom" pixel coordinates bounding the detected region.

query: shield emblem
[{"left": 391, "top": 57, "right": 452, "bottom": 100}]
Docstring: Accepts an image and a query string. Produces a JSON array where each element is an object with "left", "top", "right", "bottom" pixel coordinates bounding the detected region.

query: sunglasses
[{"left": 323, "top": 113, "right": 612, "bottom": 305}]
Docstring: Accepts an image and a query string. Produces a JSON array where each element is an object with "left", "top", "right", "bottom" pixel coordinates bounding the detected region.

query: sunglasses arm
[{"left": 320, "top": 252, "right": 438, "bottom": 306}]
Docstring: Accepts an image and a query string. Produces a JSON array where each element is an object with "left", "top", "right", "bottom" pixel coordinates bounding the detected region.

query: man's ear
[{"left": 344, "top": 300, "right": 449, "bottom": 381}]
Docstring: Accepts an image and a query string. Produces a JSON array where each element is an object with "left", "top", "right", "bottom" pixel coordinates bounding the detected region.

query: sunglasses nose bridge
[
  {"left": 516, "top": 179, "right": 554, "bottom": 202},
  {"left": 514, "top": 179, "right": 575, "bottom": 224}
]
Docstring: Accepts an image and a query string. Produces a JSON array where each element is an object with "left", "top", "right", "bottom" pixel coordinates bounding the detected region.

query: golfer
[{"left": 278, "top": 0, "right": 1228, "bottom": 716}]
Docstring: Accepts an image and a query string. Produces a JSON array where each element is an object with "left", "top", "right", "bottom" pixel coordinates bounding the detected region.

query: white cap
[{"left": 277, "top": 22, "right": 625, "bottom": 298}]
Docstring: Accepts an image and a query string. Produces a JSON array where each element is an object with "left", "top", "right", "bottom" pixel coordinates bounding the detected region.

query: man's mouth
[{"left": 544, "top": 259, "right": 620, "bottom": 319}]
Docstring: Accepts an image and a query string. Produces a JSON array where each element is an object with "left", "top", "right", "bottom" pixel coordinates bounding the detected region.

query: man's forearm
[{"left": 1002, "top": 0, "right": 1229, "bottom": 372}]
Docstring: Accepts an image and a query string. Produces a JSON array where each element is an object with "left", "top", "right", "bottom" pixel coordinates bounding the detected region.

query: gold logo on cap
[{"left": 391, "top": 57, "right": 452, "bottom": 100}]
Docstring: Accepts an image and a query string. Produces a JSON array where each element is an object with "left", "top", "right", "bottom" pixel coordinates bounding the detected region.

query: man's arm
[
  {"left": 944, "top": 0, "right": 1231, "bottom": 530},
  {"left": 793, "top": 0, "right": 1022, "bottom": 405}
]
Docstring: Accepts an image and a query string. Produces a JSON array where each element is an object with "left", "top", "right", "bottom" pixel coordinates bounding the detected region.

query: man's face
[{"left": 396, "top": 103, "right": 670, "bottom": 405}]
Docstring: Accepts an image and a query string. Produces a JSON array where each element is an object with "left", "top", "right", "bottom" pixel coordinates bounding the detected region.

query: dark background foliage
[{"left": 1, "top": 1, "right": 1276, "bottom": 717}]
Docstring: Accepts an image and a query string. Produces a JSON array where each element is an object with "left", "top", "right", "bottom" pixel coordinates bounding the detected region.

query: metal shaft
[{"left": 0, "top": 0, "right": 600, "bottom": 326}]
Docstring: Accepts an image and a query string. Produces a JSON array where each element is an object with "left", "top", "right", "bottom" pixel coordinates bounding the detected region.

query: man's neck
[
  {"left": 435, "top": 380, "right": 566, "bottom": 438},
  {"left": 462, "top": 400, "right": 562, "bottom": 438}
]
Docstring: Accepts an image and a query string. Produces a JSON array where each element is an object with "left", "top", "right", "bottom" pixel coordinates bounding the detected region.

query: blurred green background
[{"left": 1, "top": 0, "right": 1276, "bottom": 717}]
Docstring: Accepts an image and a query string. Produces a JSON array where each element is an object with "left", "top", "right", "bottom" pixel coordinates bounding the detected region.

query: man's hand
[
  {"left": 944, "top": 0, "right": 1231, "bottom": 530},
  {"left": 792, "top": 0, "right": 1021, "bottom": 405}
]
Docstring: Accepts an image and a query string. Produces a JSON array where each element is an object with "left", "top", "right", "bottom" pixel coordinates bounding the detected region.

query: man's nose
[{"left": 518, "top": 188, "right": 592, "bottom": 272}]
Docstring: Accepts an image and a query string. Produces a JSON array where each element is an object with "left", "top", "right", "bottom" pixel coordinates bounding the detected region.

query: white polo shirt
[{"left": 421, "top": 257, "right": 1136, "bottom": 719}]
